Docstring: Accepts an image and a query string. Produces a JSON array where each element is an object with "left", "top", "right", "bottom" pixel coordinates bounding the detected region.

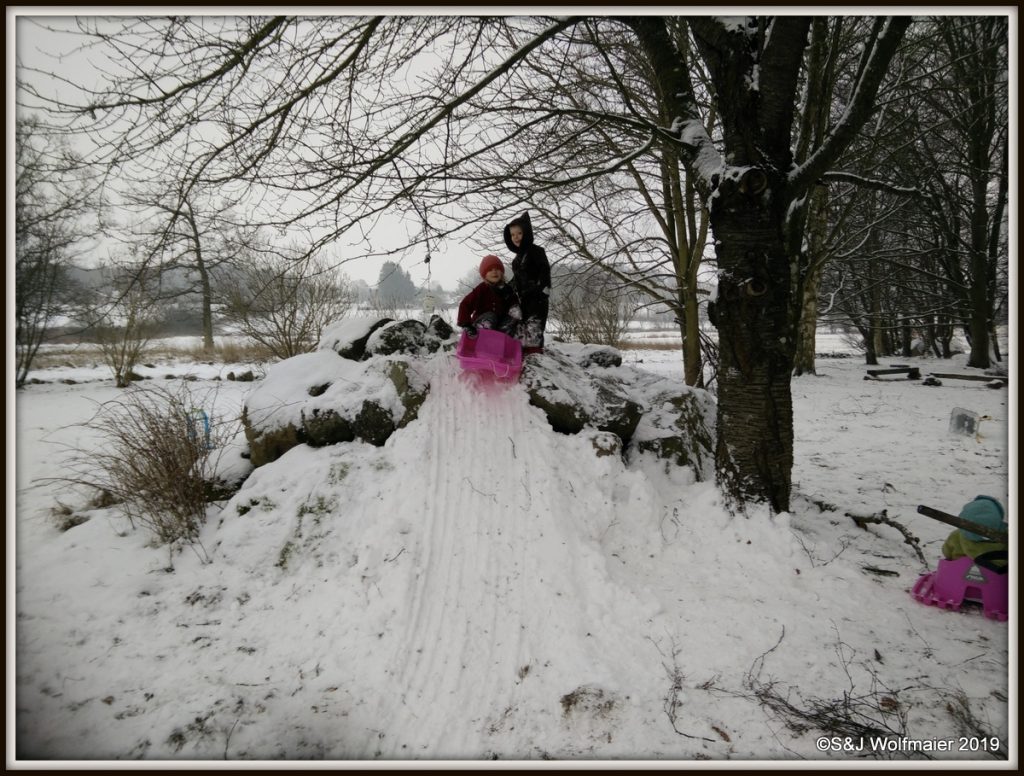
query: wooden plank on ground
[
  {"left": 866, "top": 367, "right": 920, "bottom": 379},
  {"left": 929, "top": 372, "right": 1009, "bottom": 383}
]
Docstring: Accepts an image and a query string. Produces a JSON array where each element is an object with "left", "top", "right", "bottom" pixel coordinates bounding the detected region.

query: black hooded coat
[{"left": 502, "top": 211, "right": 551, "bottom": 325}]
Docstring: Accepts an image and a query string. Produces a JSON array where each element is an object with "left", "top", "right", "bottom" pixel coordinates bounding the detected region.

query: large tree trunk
[
  {"left": 681, "top": 283, "right": 703, "bottom": 387},
  {"left": 966, "top": 177, "right": 992, "bottom": 369},
  {"left": 792, "top": 183, "right": 829, "bottom": 376},
  {"left": 988, "top": 323, "right": 1002, "bottom": 362},
  {"left": 965, "top": 144, "right": 992, "bottom": 368},
  {"left": 665, "top": 149, "right": 706, "bottom": 388},
  {"left": 710, "top": 171, "right": 795, "bottom": 513}
]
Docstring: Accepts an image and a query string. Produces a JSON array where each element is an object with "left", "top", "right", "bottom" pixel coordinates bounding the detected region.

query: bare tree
[
  {"left": 218, "top": 250, "right": 354, "bottom": 359},
  {"left": 89, "top": 261, "right": 161, "bottom": 388},
  {"left": 550, "top": 263, "right": 643, "bottom": 347},
  {"left": 812, "top": 17, "right": 1008, "bottom": 369},
  {"left": 908, "top": 17, "right": 1008, "bottom": 367},
  {"left": 14, "top": 116, "right": 97, "bottom": 386},
  {"left": 128, "top": 191, "right": 263, "bottom": 352}
]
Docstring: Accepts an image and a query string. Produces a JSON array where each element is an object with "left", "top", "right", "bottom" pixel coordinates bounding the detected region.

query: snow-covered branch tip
[{"left": 821, "top": 171, "right": 920, "bottom": 197}]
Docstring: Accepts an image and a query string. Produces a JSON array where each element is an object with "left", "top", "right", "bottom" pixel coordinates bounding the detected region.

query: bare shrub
[
  {"left": 218, "top": 252, "right": 353, "bottom": 359},
  {"left": 551, "top": 268, "right": 642, "bottom": 347},
  {"left": 701, "top": 626, "right": 938, "bottom": 759},
  {"left": 61, "top": 383, "right": 240, "bottom": 557},
  {"left": 94, "top": 279, "right": 161, "bottom": 388}
]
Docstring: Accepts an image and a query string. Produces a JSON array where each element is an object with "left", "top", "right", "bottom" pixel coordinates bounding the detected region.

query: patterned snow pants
[
  {"left": 473, "top": 311, "right": 519, "bottom": 337},
  {"left": 519, "top": 316, "right": 545, "bottom": 349},
  {"left": 475, "top": 312, "right": 545, "bottom": 348}
]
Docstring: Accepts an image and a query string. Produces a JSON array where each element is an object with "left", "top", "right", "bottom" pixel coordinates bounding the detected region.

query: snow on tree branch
[{"left": 789, "top": 17, "right": 911, "bottom": 195}]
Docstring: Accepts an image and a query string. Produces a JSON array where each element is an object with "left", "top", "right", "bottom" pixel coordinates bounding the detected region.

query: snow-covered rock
[
  {"left": 241, "top": 349, "right": 429, "bottom": 467},
  {"left": 318, "top": 316, "right": 394, "bottom": 360},
  {"left": 556, "top": 342, "right": 624, "bottom": 369},
  {"left": 365, "top": 318, "right": 451, "bottom": 358},
  {"left": 520, "top": 347, "right": 644, "bottom": 443},
  {"left": 613, "top": 367, "right": 716, "bottom": 481}
]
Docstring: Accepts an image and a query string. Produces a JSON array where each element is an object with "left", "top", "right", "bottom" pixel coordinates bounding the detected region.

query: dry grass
[
  {"left": 177, "top": 340, "right": 278, "bottom": 364},
  {"left": 32, "top": 337, "right": 278, "bottom": 369},
  {"left": 58, "top": 382, "right": 240, "bottom": 559},
  {"left": 616, "top": 340, "right": 684, "bottom": 351}
]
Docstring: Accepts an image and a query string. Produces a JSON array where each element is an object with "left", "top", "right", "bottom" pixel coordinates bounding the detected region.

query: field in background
[{"left": 26, "top": 308, "right": 999, "bottom": 384}]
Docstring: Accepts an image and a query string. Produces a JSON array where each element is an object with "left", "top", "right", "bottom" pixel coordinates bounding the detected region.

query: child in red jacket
[{"left": 457, "top": 255, "right": 522, "bottom": 337}]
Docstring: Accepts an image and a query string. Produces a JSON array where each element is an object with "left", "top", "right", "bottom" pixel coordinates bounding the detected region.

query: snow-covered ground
[{"left": 10, "top": 338, "right": 1015, "bottom": 765}]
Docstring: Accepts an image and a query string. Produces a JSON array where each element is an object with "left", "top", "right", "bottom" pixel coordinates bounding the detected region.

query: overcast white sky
[
  {"left": 9, "top": 10, "right": 529, "bottom": 292},
  {"left": 9, "top": 7, "right": 1018, "bottom": 295}
]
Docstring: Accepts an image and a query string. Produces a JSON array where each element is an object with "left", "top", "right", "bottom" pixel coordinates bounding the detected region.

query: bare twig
[
  {"left": 846, "top": 509, "right": 928, "bottom": 565},
  {"left": 647, "top": 635, "right": 716, "bottom": 743}
]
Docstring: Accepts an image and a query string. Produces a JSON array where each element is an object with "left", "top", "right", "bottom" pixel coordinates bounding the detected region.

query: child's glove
[
  {"left": 509, "top": 305, "right": 522, "bottom": 321},
  {"left": 463, "top": 324, "right": 478, "bottom": 338}
]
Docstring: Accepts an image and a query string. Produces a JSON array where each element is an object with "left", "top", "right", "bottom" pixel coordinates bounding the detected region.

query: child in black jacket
[{"left": 503, "top": 211, "right": 551, "bottom": 354}]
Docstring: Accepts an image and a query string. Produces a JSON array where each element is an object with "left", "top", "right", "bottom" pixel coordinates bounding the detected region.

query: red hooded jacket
[{"left": 457, "top": 280, "right": 519, "bottom": 327}]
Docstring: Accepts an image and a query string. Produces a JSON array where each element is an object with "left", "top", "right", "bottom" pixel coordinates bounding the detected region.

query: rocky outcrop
[
  {"left": 318, "top": 316, "right": 395, "bottom": 361},
  {"left": 318, "top": 315, "right": 454, "bottom": 362},
  {"left": 571, "top": 345, "right": 623, "bottom": 369},
  {"left": 365, "top": 317, "right": 452, "bottom": 358},
  {"left": 525, "top": 344, "right": 715, "bottom": 480},
  {"left": 520, "top": 348, "right": 643, "bottom": 444},
  {"left": 242, "top": 349, "right": 430, "bottom": 467},
  {"left": 239, "top": 320, "right": 713, "bottom": 484},
  {"left": 629, "top": 384, "right": 715, "bottom": 481}
]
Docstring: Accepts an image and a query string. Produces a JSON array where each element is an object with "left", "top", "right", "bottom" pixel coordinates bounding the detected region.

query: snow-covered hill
[{"left": 12, "top": 347, "right": 1013, "bottom": 763}]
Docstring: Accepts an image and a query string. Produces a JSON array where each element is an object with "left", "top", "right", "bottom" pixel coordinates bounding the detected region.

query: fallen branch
[{"left": 845, "top": 509, "right": 927, "bottom": 565}]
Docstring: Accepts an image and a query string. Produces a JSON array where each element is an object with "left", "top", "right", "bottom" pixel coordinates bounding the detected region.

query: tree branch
[{"left": 790, "top": 17, "right": 912, "bottom": 194}]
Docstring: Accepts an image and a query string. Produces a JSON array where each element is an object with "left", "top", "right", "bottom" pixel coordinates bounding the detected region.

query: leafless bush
[
  {"left": 648, "top": 635, "right": 716, "bottom": 743},
  {"left": 944, "top": 690, "right": 1008, "bottom": 759},
  {"left": 219, "top": 252, "right": 353, "bottom": 359},
  {"left": 93, "top": 278, "right": 161, "bottom": 388},
  {"left": 61, "top": 383, "right": 240, "bottom": 558},
  {"left": 551, "top": 270, "right": 642, "bottom": 346},
  {"left": 364, "top": 291, "right": 403, "bottom": 321}
]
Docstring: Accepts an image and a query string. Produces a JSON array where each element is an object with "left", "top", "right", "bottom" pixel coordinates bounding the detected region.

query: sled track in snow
[{"left": 386, "top": 355, "right": 538, "bottom": 754}]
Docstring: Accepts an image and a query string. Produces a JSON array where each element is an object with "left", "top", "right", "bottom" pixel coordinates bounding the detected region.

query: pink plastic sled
[
  {"left": 911, "top": 556, "right": 1008, "bottom": 622},
  {"left": 456, "top": 328, "right": 523, "bottom": 381}
]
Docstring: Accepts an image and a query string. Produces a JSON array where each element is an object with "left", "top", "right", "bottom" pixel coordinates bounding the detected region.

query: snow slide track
[
  {"left": 364, "top": 352, "right": 663, "bottom": 757},
  {"left": 386, "top": 356, "right": 535, "bottom": 754}
]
